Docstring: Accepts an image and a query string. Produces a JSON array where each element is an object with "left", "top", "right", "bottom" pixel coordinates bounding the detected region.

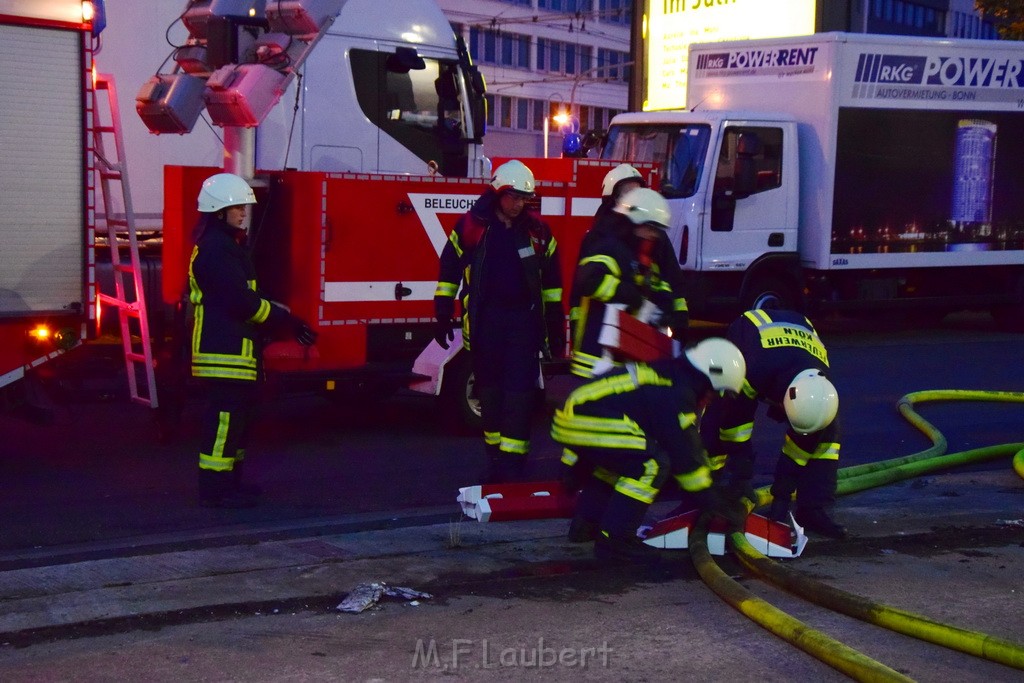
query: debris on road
[{"left": 336, "top": 582, "right": 433, "bottom": 613}]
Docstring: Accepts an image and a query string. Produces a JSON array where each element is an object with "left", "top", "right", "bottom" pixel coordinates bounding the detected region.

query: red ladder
[{"left": 89, "top": 72, "right": 158, "bottom": 408}]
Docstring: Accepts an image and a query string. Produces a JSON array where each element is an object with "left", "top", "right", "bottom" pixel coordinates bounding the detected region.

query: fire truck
[
  {"left": 98, "top": 0, "right": 628, "bottom": 428},
  {"left": 0, "top": 2, "right": 104, "bottom": 409}
]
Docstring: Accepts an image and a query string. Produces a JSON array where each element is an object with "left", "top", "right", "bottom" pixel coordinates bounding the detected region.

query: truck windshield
[
  {"left": 351, "top": 49, "right": 472, "bottom": 176},
  {"left": 602, "top": 123, "right": 711, "bottom": 199}
]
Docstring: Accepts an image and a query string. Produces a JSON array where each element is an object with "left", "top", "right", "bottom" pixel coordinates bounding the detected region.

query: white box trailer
[{"left": 603, "top": 32, "right": 1024, "bottom": 325}]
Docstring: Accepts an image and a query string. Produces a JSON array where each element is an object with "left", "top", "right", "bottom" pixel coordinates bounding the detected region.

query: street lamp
[{"left": 543, "top": 97, "right": 570, "bottom": 158}]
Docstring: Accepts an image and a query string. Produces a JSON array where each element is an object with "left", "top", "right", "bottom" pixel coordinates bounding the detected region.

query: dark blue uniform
[
  {"left": 552, "top": 358, "right": 714, "bottom": 547},
  {"left": 188, "top": 215, "right": 290, "bottom": 503},
  {"left": 568, "top": 202, "right": 688, "bottom": 378},
  {"left": 701, "top": 309, "right": 840, "bottom": 520},
  {"left": 434, "top": 189, "right": 563, "bottom": 479}
]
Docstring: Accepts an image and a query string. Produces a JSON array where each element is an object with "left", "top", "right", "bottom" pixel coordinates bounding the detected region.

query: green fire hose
[{"left": 690, "top": 389, "right": 1024, "bottom": 679}]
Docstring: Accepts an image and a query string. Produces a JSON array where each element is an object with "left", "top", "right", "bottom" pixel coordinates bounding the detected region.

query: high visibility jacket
[
  {"left": 434, "top": 189, "right": 563, "bottom": 353},
  {"left": 568, "top": 204, "right": 688, "bottom": 378},
  {"left": 188, "top": 218, "right": 289, "bottom": 382},
  {"left": 711, "top": 309, "right": 839, "bottom": 467},
  {"left": 551, "top": 359, "right": 713, "bottom": 493}
]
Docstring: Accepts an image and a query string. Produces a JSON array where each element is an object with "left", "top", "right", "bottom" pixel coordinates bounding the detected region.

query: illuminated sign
[{"left": 643, "top": 0, "right": 816, "bottom": 111}]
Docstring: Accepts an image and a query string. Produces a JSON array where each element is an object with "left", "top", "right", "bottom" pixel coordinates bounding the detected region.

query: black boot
[
  {"left": 769, "top": 455, "right": 800, "bottom": 521},
  {"left": 567, "top": 516, "right": 599, "bottom": 543},
  {"left": 199, "top": 469, "right": 257, "bottom": 509},
  {"left": 593, "top": 532, "right": 664, "bottom": 565},
  {"left": 768, "top": 496, "right": 792, "bottom": 523},
  {"left": 232, "top": 461, "right": 263, "bottom": 497},
  {"left": 795, "top": 459, "right": 845, "bottom": 538},
  {"left": 794, "top": 507, "right": 847, "bottom": 539},
  {"left": 486, "top": 454, "right": 528, "bottom": 483}
]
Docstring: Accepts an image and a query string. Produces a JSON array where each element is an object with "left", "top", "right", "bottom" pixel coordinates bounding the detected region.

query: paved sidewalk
[{"left": 0, "top": 468, "right": 1020, "bottom": 649}]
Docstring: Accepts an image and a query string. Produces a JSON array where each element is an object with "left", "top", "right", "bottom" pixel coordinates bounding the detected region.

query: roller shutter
[{"left": 0, "top": 23, "right": 84, "bottom": 315}]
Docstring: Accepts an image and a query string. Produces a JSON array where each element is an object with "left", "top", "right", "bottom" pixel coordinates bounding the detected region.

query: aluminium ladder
[{"left": 89, "top": 72, "right": 159, "bottom": 408}]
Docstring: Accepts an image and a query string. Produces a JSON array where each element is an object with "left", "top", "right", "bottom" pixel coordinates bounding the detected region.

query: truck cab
[
  {"left": 602, "top": 111, "right": 802, "bottom": 318},
  {"left": 255, "top": 0, "right": 489, "bottom": 179}
]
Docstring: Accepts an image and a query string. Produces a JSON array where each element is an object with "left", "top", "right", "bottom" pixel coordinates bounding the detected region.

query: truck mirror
[
  {"left": 467, "top": 65, "right": 486, "bottom": 96},
  {"left": 435, "top": 70, "right": 458, "bottom": 103}
]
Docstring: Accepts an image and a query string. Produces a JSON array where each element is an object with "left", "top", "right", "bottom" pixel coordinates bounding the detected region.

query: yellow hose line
[
  {"left": 689, "top": 517, "right": 914, "bottom": 682},
  {"left": 839, "top": 389, "right": 1024, "bottom": 480},
  {"left": 722, "top": 388, "right": 1024, "bottom": 673},
  {"left": 839, "top": 442, "right": 1024, "bottom": 495},
  {"left": 730, "top": 532, "right": 1024, "bottom": 671}
]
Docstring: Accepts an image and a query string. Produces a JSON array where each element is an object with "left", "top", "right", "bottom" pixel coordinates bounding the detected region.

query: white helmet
[
  {"left": 601, "top": 163, "right": 645, "bottom": 198},
  {"left": 784, "top": 369, "right": 839, "bottom": 435},
  {"left": 614, "top": 187, "right": 671, "bottom": 229},
  {"left": 685, "top": 337, "right": 746, "bottom": 394},
  {"left": 198, "top": 173, "right": 256, "bottom": 213},
  {"left": 490, "top": 160, "right": 536, "bottom": 196}
]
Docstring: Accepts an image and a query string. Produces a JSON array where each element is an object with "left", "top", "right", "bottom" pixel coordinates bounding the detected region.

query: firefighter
[
  {"left": 434, "top": 160, "right": 564, "bottom": 482},
  {"left": 189, "top": 173, "right": 317, "bottom": 508},
  {"left": 702, "top": 308, "right": 845, "bottom": 538},
  {"left": 569, "top": 178, "right": 689, "bottom": 380},
  {"left": 551, "top": 338, "right": 747, "bottom": 563}
]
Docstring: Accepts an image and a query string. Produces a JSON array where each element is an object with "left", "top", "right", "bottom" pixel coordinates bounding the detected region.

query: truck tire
[
  {"left": 992, "top": 273, "right": 1024, "bottom": 333},
  {"left": 744, "top": 274, "right": 800, "bottom": 313},
  {"left": 440, "top": 352, "right": 482, "bottom": 434}
]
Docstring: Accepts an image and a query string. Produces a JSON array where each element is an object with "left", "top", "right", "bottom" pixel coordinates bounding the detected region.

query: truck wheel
[
  {"left": 745, "top": 275, "right": 799, "bottom": 313},
  {"left": 993, "top": 305, "right": 1024, "bottom": 332},
  {"left": 993, "top": 273, "right": 1024, "bottom": 332},
  {"left": 440, "top": 352, "right": 482, "bottom": 434}
]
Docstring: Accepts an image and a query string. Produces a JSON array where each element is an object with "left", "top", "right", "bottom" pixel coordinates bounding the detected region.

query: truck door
[{"left": 700, "top": 124, "right": 790, "bottom": 269}]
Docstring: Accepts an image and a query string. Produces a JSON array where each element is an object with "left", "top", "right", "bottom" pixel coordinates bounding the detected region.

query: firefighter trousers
[
  {"left": 197, "top": 379, "right": 256, "bottom": 497},
  {"left": 772, "top": 455, "right": 839, "bottom": 512},
  {"left": 473, "top": 308, "right": 541, "bottom": 464},
  {"left": 571, "top": 445, "right": 669, "bottom": 538}
]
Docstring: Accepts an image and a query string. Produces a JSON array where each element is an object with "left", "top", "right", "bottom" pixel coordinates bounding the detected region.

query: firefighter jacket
[
  {"left": 568, "top": 203, "right": 689, "bottom": 378},
  {"left": 711, "top": 308, "right": 839, "bottom": 468},
  {"left": 434, "top": 189, "right": 564, "bottom": 355},
  {"left": 188, "top": 217, "right": 290, "bottom": 382},
  {"left": 551, "top": 359, "right": 713, "bottom": 493}
]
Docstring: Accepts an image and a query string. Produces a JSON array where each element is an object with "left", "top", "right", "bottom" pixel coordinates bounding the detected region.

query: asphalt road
[
  {"left": 0, "top": 312, "right": 1021, "bottom": 558},
  {"left": 0, "top": 313, "right": 1021, "bottom": 680}
]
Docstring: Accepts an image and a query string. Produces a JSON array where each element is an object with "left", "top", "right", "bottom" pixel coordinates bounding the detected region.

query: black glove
[
  {"left": 291, "top": 316, "right": 317, "bottom": 346},
  {"left": 545, "top": 305, "right": 566, "bottom": 359},
  {"left": 434, "top": 317, "right": 455, "bottom": 349},
  {"left": 766, "top": 403, "right": 788, "bottom": 423},
  {"left": 434, "top": 297, "right": 456, "bottom": 349}
]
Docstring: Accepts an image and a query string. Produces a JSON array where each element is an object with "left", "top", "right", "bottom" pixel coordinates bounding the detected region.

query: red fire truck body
[{"left": 161, "top": 159, "right": 656, "bottom": 417}]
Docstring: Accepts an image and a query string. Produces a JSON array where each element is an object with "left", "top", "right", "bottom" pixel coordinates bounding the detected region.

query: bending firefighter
[
  {"left": 188, "top": 173, "right": 317, "bottom": 508},
  {"left": 433, "top": 160, "right": 564, "bottom": 482},
  {"left": 702, "top": 309, "right": 844, "bottom": 538},
  {"left": 551, "top": 338, "right": 746, "bottom": 563},
  {"left": 569, "top": 168, "right": 689, "bottom": 379}
]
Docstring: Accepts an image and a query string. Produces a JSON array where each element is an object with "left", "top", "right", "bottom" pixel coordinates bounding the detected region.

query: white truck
[
  {"left": 103, "top": 0, "right": 489, "bottom": 225},
  {"left": 603, "top": 32, "right": 1024, "bottom": 327}
]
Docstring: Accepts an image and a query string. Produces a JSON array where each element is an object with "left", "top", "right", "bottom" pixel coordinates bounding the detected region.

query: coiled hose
[{"left": 690, "top": 389, "right": 1024, "bottom": 679}]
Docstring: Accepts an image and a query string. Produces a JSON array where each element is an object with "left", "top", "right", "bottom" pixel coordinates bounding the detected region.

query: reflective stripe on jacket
[{"left": 188, "top": 220, "right": 288, "bottom": 382}]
